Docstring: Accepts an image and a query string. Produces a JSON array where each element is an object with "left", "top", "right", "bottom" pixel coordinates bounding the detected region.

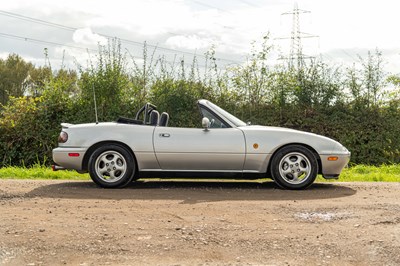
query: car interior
[{"left": 116, "top": 103, "right": 169, "bottom": 127}]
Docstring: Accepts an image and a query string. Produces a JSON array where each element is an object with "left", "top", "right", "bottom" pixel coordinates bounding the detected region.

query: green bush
[
  {"left": 0, "top": 97, "right": 51, "bottom": 165},
  {"left": 0, "top": 42, "right": 399, "bottom": 167}
]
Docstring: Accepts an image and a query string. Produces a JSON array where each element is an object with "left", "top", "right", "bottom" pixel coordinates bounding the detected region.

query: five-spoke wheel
[
  {"left": 89, "top": 144, "right": 136, "bottom": 188},
  {"left": 94, "top": 151, "right": 127, "bottom": 183},
  {"left": 271, "top": 145, "right": 318, "bottom": 190}
]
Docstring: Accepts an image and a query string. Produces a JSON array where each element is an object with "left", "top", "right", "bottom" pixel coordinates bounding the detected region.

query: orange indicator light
[{"left": 328, "top": 156, "right": 338, "bottom": 161}]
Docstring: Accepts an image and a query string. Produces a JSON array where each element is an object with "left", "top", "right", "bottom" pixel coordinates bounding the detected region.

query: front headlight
[
  {"left": 340, "top": 144, "right": 349, "bottom": 152},
  {"left": 334, "top": 142, "right": 349, "bottom": 153},
  {"left": 58, "top": 131, "right": 68, "bottom": 143}
]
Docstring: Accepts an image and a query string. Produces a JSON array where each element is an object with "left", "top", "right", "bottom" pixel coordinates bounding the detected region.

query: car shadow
[{"left": 25, "top": 180, "right": 356, "bottom": 204}]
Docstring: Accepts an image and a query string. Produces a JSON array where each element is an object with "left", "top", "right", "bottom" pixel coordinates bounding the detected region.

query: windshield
[{"left": 206, "top": 101, "right": 246, "bottom": 127}]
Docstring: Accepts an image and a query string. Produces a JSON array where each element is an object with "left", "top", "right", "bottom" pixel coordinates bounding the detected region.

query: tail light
[{"left": 58, "top": 131, "right": 68, "bottom": 143}]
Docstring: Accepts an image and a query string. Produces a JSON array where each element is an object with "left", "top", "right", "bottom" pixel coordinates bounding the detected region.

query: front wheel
[
  {"left": 270, "top": 145, "right": 318, "bottom": 190},
  {"left": 88, "top": 144, "right": 136, "bottom": 188}
]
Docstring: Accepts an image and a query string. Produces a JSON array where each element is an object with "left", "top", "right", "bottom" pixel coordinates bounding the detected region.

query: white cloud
[
  {"left": 0, "top": 0, "right": 399, "bottom": 72},
  {"left": 166, "top": 35, "right": 214, "bottom": 50},
  {"left": 0, "top": 52, "right": 9, "bottom": 60},
  {"left": 72, "top": 28, "right": 107, "bottom": 46}
]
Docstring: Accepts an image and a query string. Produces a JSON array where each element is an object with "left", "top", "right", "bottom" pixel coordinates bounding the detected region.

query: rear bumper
[
  {"left": 320, "top": 153, "right": 351, "bottom": 179},
  {"left": 52, "top": 147, "right": 87, "bottom": 171}
]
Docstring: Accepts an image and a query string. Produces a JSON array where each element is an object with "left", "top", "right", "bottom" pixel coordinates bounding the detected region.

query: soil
[{"left": 0, "top": 179, "right": 399, "bottom": 266}]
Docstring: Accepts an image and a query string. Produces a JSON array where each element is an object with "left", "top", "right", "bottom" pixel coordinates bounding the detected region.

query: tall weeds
[{"left": 0, "top": 38, "right": 398, "bottom": 166}]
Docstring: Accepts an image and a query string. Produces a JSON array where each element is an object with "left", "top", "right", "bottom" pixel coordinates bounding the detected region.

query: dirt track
[{"left": 0, "top": 179, "right": 399, "bottom": 266}]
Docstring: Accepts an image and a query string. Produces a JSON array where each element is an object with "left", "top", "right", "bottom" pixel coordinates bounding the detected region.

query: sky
[{"left": 0, "top": 0, "right": 399, "bottom": 74}]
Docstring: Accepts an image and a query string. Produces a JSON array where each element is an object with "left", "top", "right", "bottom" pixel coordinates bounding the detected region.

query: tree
[
  {"left": 0, "top": 54, "right": 35, "bottom": 105},
  {"left": 359, "top": 49, "right": 386, "bottom": 107},
  {"left": 230, "top": 36, "right": 274, "bottom": 106}
]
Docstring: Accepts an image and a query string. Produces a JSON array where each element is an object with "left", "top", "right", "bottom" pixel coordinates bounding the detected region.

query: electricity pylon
[{"left": 276, "top": 3, "right": 318, "bottom": 69}]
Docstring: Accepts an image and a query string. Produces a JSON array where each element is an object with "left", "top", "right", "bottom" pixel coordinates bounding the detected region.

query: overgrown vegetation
[{"left": 1, "top": 38, "right": 400, "bottom": 167}]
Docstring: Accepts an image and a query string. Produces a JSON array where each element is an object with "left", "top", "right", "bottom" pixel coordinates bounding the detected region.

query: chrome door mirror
[{"left": 202, "top": 117, "right": 210, "bottom": 130}]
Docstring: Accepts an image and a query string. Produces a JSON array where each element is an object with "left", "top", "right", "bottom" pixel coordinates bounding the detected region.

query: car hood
[
  {"left": 241, "top": 125, "right": 326, "bottom": 137},
  {"left": 239, "top": 125, "right": 347, "bottom": 155}
]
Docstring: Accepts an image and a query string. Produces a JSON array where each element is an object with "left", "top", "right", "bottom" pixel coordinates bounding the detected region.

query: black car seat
[
  {"left": 159, "top": 112, "right": 169, "bottom": 127},
  {"left": 149, "top": 110, "right": 160, "bottom": 126}
]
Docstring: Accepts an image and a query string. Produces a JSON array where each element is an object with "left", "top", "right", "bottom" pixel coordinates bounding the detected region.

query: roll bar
[{"left": 135, "top": 103, "right": 157, "bottom": 124}]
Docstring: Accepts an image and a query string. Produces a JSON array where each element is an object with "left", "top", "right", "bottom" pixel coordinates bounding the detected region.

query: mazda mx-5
[{"left": 52, "top": 100, "right": 350, "bottom": 190}]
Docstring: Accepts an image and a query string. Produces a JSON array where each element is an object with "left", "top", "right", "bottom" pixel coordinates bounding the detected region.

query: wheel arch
[
  {"left": 266, "top": 143, "right": 322, "bottom": 177},
  {"left": 82, "top": 141, "right": 138, "bottom": 172}
]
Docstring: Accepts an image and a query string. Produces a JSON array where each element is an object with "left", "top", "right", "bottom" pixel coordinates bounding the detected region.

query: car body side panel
[
  {"left": 53, "top": 147, "right": 87, "bottom": 170},
  {"left": 153, "top": 127, "right": 246, "bottom": 171},
  {"left": 242, "top": 153, "right": 271, "bottom": 173},
  {"left": 240, "top": 125, "right": 341, "bottom": 173},
  {"left": 55, "top": 122, "right": 159, "bottom": 171},
  {"left": 320, "top": 154, "right": 351, "bottom": 177},
  {"left": 58, "top": 123, "right": 154, "bottom": 151},
  {"left": 134, "top": 151, "right": 161, "bottom": 170}
]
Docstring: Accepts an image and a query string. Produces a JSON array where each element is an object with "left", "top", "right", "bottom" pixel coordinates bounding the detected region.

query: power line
[
  {"left": 191, "top": 0, "right": 233, "bottom": 14},
  {"left": 237, "top": 0, "right": 260, "bottom": 8},
  {"left": 320, "top": 53, "right": 334, "bottom": 61},
  {"left": 0, "top": 9, "right": 241, "bottom": 64},
  {"left": 0, "top": 31, "right": 220, "bottom": 69},
  {"left": 340, "top": 49, "right": 358, "bottom": 61},
  {"left": 0, "top": 32, "right": 97, "bottom": 52},
  {"left": 189, "top": 1, "right": 238, "bottom": 30},
  {"left": 0, "top": 10, "right": 76, "bottom": 31}
]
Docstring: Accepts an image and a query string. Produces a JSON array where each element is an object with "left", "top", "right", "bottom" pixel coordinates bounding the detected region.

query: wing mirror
[{"left": 202, "top": 117, "right": 210, "bottom": 130}]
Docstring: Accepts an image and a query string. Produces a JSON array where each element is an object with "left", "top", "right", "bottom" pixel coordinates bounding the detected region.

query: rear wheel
[
  {"left": 88, "top": 144, "right": 136, "bottom": 188},
  {"left": 270, "top": 145, "right": 318, "bottom": 190}
]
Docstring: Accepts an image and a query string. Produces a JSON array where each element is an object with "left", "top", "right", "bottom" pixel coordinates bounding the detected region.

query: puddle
[
  {"left": 0, "top": 247, "right": 17, "bottom": 264},
  {"left": 294, "top": 211, "right": 350, "bottom": 222}
]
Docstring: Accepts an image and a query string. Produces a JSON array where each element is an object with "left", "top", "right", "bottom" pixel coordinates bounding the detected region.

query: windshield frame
[{"left": 201, "top": 100, "right": 247, "bottom": 127}]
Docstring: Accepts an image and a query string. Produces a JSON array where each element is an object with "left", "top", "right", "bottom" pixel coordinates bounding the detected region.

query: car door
[{"left": 153, "top": 126, "right": 246, "bottom": 171}]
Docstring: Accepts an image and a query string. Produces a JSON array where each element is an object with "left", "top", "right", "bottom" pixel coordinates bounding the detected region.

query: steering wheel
[{"left": 210, "top": 118, "right": 215, "bottom": 128}]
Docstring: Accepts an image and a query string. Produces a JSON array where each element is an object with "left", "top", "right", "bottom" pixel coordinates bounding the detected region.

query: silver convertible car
[{"left": 52, "top": 100, "right": 350, "bottom": 190}]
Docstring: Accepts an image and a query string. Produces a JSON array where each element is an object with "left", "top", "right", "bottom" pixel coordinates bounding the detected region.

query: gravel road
[{"left": 0, "top": 179, "right": 399, "bottom": 265}]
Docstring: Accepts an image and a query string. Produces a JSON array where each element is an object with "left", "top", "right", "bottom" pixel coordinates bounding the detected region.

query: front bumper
[
  {"left": 320, "top": 152, "right": 351, "bottom": 179},
  {"left": 52, "top": 147, "right": 87, "bottom": 171}
]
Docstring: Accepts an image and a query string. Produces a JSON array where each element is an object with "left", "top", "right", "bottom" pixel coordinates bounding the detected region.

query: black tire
[
  {"left": 270, "top": 145, "right": 318, "bottom": 190},
  {"left": 88, "top": 144, "right": 136, "bottom": 188}
]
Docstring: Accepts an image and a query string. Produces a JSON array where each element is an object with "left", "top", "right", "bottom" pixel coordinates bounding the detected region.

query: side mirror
[{"left": 202, "top": 117, "right": 210, "bottom": 130}]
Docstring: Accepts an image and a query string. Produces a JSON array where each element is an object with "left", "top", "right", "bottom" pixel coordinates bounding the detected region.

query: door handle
[{"left": 159, "top": 133, "right": 170, "bottom": 137}]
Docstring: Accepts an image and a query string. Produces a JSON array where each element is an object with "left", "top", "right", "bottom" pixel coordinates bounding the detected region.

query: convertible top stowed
[{"left": 53, "top": 100, "right": 350, "bottom": 190}]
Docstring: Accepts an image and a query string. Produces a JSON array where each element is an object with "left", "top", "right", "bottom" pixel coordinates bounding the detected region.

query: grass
[
  {"left": 0, "top": 165, "right": 399, "bottom": 182},
  {"left": 0, "top": 166, "right": 89, "bottom": 180},
  {"left": 329, "top": 164, "right": 400, "bottom": 182}
]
